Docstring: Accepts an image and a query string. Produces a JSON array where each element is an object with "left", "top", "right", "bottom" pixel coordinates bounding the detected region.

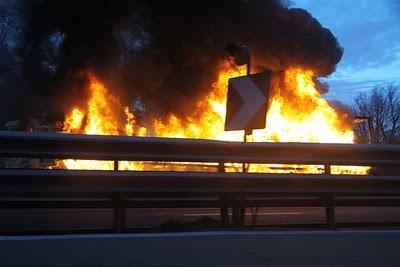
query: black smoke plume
[{"left": 0, "top": 0, "right": 343, "bottom": 123}]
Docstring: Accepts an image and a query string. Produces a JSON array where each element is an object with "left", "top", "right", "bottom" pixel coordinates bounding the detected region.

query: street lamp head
[{"left": 225, "top": 42, "right": 251, "bottom": 67}]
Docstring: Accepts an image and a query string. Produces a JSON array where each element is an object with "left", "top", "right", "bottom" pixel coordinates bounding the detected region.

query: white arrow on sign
[{"left": 226, "top": 76, "right": 267, "bottom": 130}]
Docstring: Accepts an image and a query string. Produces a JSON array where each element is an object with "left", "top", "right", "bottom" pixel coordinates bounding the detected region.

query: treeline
[{"left": 353, "top": 84, "right": 400, "bottom": 144}]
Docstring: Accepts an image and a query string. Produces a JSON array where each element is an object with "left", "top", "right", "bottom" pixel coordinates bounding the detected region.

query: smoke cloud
[{"left": 1, "top": 0, "right": 343, "bottom": 122}]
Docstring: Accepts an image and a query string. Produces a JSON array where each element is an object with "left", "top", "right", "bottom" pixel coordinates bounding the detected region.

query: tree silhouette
[{"left": 353, "top": 85, "right": 400, "bottom": 144}]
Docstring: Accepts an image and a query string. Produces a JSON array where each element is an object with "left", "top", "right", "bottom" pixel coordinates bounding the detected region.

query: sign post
[
  {"left": 224, "top": 70, "right": 271, "bottom": 226},
  {"left": 244, "top": 59, "right": 252, "bottom": 174},
  {"left": 224, "top": 43, "right": 271, "bottom": 226}
]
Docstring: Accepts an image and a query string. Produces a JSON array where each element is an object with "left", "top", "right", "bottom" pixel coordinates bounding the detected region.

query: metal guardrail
[
  {"left": 1, "top": 130, "right": 400, "bottom": 232},
  {"left": 1, "top": 130, "right": 400, "bottom": 166}
]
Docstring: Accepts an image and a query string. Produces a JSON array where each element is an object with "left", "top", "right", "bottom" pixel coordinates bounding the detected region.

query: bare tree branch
[{"left": 353, "top": 85, "right": 400, "bottom": 144}]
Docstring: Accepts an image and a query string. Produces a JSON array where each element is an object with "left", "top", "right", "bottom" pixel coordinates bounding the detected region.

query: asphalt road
[
  {"left": 1, "top": 230, "right": 400, "bottom": 266},
  {"left": 1, "top": 207, "right": 400, "bottom": 232}
]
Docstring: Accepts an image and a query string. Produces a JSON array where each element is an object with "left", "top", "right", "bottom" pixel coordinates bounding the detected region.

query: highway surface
[
  {"left": 1, "top": 207, "right": 400, "bottom": 233},
  {"left": 1, "top": 230, "right": 400, "bottom": 266}
]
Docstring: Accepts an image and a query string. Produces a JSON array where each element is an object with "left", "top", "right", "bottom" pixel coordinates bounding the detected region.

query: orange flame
[{"left": 58, "top": 63, "right": 369, "bottom": 174}]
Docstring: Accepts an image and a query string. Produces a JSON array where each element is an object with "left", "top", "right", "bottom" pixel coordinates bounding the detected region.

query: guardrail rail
[{"left": 1, "top": 130, "right": 400, "bottom": 232}]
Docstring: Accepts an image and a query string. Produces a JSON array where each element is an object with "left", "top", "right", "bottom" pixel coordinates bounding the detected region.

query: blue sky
[{"left": 293, "top": 0, "right": 400, "bottom": 103}]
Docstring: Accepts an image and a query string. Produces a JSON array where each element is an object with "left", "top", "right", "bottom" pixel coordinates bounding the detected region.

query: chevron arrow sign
[{"left": 225, "top": 71, "right": 272, "bottom": 131}]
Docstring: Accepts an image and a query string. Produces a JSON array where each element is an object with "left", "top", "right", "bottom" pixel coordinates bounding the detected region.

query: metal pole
[
  {"left": 236, "top": 58, "right": 252, "bottom": 226},
  {"left": 218, "top": 163, "right": 228, "bottom": 227},
  {"left": 112, "top": 196, "right": 126, "bottom": 233},
  {"left": 232, "top": 206, "right": 238, "bottom": 226},
  {"left": 242, "top": 56, "right": 252, "bottom": 172},
  {"left": 324, "top": 164, "right": 331, "bottom": 175},
  {"left": 220, "top": 202, "right": 229, "bottom": 227},
  {"left": 247, "top": 57, "right": 251, "bottom": 76},
  {"left": 239, "top": 195, "right": 246, "bottom": 226},
  {"left": 325, "top": 196, "right": 336, "bottom": 229}
]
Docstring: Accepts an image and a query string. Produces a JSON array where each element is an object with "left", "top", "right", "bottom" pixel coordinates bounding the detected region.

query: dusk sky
[{"left": 294, "top": 0, "right": 400, "bottom": 103}]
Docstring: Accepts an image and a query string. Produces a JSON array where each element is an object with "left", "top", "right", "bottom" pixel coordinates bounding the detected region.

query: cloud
[{"left": 294, "top": 0, "right": 400, "bottom": 103}]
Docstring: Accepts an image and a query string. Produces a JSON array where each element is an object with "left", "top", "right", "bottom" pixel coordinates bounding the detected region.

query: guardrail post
[
  {"left": 325, "top": 196, "right": 336, "bottom": 229},
  {"left": 219, "top": 195, "right": 229, "bottom": 226},
  {"left": 113, "top": 196, "right": 126, "bottom": 233},
  {"left": 232, "top": 206, "right": 239, "bottom": 226},
  {"left": 324, "top": 164, "right": 331, "bottom": 174},
  {"left": 239, "top": 195, "right": 246, "bottom": 226},
  {"left": 220, "top": 206, "right": 229, "bottom": 226},
  {"left": 231, "top": 195, "right": 245, "bottom": 227},
  {"left": 218, "top": 163, "right": 229, "bottom": 227},
  {"left": 250, "top": 207, "right": 259, "bottom": 228},
  {"left": 114, "top": 160, "right": 119, "bottom": 171},
  {"left": 218, "top": 162, "right": 225, "bottom": 172},
  {"left": 220, "top": 195, "right": 229, "bottom": 227}
]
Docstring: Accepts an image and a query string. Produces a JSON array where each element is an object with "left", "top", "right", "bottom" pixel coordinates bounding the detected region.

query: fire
[
  {"left": 58, "top": 63, "right": 368, "bottom": 174},
  {"left": 259, "top": 69, "right": 354, "bottom": 143},
  {"left": 153, "top": 61, "right": 245, "bottom": 141},
  {"left": 60, "top": 73, "right": 145, "bottom": 170}
]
